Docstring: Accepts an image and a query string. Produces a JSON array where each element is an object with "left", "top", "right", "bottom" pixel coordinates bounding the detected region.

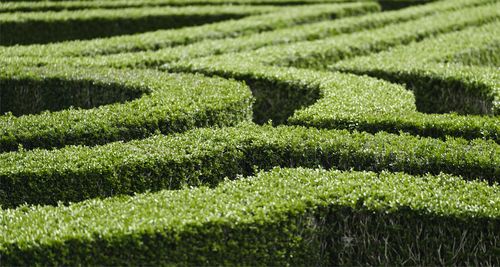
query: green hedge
[
  {"left": 164, "top": 55, "right": 499, "bottom": 142},
  {"left": 34, "top": 0, "right": 493, "bottom": 69},
  {"left": 3, "top": 0, "right": 493, "bottom": 67},
  {"left": 288, "top": 69, "right": 500, "bottom": 143},
  {"left": 0, "top": 5, "right": 279, "bottom": 45},
  {"left": 0, "top": 1, "right": 380, "bottom": 57},
  {"left": 0, "top": 65, "right": 253, "bottom": 152},
  {"left": 3, "top": 1, "right": 493, "bottom": 70},
  {"left": 0, "top": 0, "right": 367, "bottom": 13},
  {"left": 443, "top": 41, "right": 500, "bottom": 68},
  {"left": 78, "top": 0, "right": 495, "bottom": 69},
  {"left": 250, "top": 2, "right": 500, "bottom": 69},
  {"left": 332, "top": 21, "right": 500, "bottom": 115},
  {"left": 1, "top": 167, "right": 498, "bottom": 265},
  {"left": 1, "top": 123, "right": 498, "bottom": 207},
  {"left": 157, "top": 4, "right": 498, "bottom": 141}
]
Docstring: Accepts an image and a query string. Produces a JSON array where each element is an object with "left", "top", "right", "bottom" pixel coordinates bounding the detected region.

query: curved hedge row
[
  {"left": 1, "top": 167, "right": 498, "bottom": 265},
  {"left": 80, "top": 0, "right": 497, "bottom": 69},
  {"left": 3, "top": 1, "right": 495, "bottom": 72},
  {"left": 0, "top": 0, "right": 366, "bottom": 13},
  {"left": 332, "top": 21, "right": 500, "bottom": 115},
  {"left": 3, "top": 0, "right": 493, "bottom": 69},
  {"left": 0, "top": 66, "right": 253, "bottom": 152},
  {"left": 8, "top": 1, "right": 489, "bottom": 69},
  {"left": 1, "top": 123, "right": 498, "bottom": 207},
  {"left": 1, "top": 0, "right": 498, "bottom": 265},
  {"left": 151, "top": 5, "right": 499, "bottom": 140},
  {"left": 0, "top": 5, "right": 280, "bottom": 45},
  {"left": 251, "top": 2, "right": 500, "bottom": 69},
  {"left": 0, "top": 1, "right": 380, "bottom": 57},
  {"left": 164, "top": 58, "right": 500, "bottom": 142}
]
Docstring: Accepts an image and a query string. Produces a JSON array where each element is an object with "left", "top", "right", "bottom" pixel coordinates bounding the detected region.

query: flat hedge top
[
  {"left": 0, "top": 2, "right": 379, "bottom": 57},
  {"left": 0, "top": 4, "right": 280, "bottom": 22},
  {"left": 1, "top": 167, "right": 498, "bottom": 252},
  {"left": 1, "top": 0, "right": 499, "bottom": 264},
  {"left": 0, "top": 65, "right": 253, "bottom": 151}
]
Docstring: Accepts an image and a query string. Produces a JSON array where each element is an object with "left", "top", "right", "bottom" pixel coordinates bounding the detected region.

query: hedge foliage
[
  {"left": 0, "top": 1, "right": 379, "bottom": 57},
  {"left": 1, "top": 167, "right": 498, "bottom": 265},
  {"left": 252, "top": 2, "right": 500, "bottom": 68},
  {"left": 1, "top": 0, "right": 498, "bottom": 265},
  {"left": 0, "top": 0, "right": 367, "bottom": 13},
  {"left": 443, "top": 41, "right": 500, "bottom": 68},
  {"left": 3, "top": 0, "right": 492, "bottom": 64},
  {"left": 1, "top": 123, "right": 498, "bottom": 207},
  {"left": 77, "top": 0, "right": 495, "bottom": 69},
  {"left": 0, "top": 5, "right": 280, "bottom": 45},
  {"left": 332, "top": 21, "right": 500, "bottom": 115},
  {"left": 0, "top": 65, "right": 253, "bottom": 152},
  {"left": 164, "top": 57, "right": 499, "bottom": 142}
]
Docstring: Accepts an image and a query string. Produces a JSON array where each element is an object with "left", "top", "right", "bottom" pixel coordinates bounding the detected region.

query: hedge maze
[{"left": 0, "top": 0, "right": 499, "bottom": 265}]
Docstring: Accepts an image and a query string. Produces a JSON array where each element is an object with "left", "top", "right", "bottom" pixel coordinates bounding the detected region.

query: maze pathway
[{"left": 0, "top": 0, "right": 498, "bottom": 265}]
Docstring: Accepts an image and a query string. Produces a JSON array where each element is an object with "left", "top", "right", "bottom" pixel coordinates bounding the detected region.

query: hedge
[
  {"left": 443, "top": 41, "right": 500, "bottom": 68},
  {"left": 332, "top": 21, "right": 500, "bottom": 115},
  {"left": 164, "top": 55, "right": 499, "bottom": 142},
  {"left": 0, "top": 123, "right": 498, "bottom": 207},
  {"left": 13, "top": 0, "right": 490, "bottom": 69},
  {"left": 0, "top": 5, "right": 280, "bottom": 45},
  {"left": 0, "top": 167, "right": 498, "bottom": 265},
  {"left": 0, "top": 1, "right": 497, "bottom": 264},
  {"left": 155, "top": 4, "right": 498, "bottom": 140},
  {"left": 3, "top": 0, "right": 494, "bottom": 69},
  {"left": 75, "top": 0, "right": 496, "bottom": 69},
  {"left": 288, "top": 69, "right": 500, "bottom": 143},
  {"left": 0, "top": 1, "right": 380, "bottom": 57},
  {"left": 0, "top": 0, "right": 368, "bottom": 13},
  {"left": 250, "top": 2, "right": 500, "bottom": 69},
  {"left": 0, "top": 65, "right": 253, "bottom": 152}
]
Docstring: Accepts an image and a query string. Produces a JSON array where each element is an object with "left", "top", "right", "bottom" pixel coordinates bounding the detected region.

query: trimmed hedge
[
  {"left": 0, "top": 167, "right": 498, "bottom": 265},
  {"left": 0, "top": 65, "right": 253, "bottom": 152},
  {"left": 0, "top": 5, "right": 280, "bottom": 45},
  {"left": 155, "top": 4, "right": 499, "bottom": 141},
  {"left": 0, "top": 1, "right": 380, "bottom": 57},
  {"left": 250, "top": 2, "right": 500, "bottom": 69},
  {"left": 288, "top": 69, "right": 500, "bottom": 143},
  {"left": 0, "top": 0, "right": 370, "bottom": 13},
  {"left": 332, "top": 21, "right": 500, "bottom": 115},
  {"left": 3, "top": 1, "right": 493, "bottom": 69},
  {"left": 0, "top": 123, "right": 498, "bottom": 207},
  {"left": 443, "top": 41, "right": 500, "bottom": 68},
  {"left": 164, "top": 55, "right": 500, "bottom": 142},
  {"left": 78, "top": 0, "right": 496, "bottom": 69},
  {"left": 0, "top": 1, "right": 497, "bottom": 265}
]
